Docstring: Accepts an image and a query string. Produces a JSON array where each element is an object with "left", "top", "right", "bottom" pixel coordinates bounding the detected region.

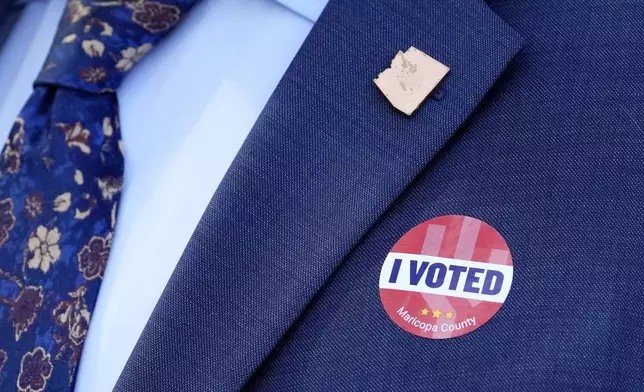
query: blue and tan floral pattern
[
  {"left": 24, "top": 226, "right": 62, "bottom": 274},
  {"left": 17, "top": 347, "right": 53, "bottom": 392},
  {"left": 0, "top": 199, "right": 16, "bottom": 247},
  {"left": 0, "top": 0, "right": 198, "bottom": 389},
  {"left": 23, "top": 193, "right": 44, "bottom": 220},
  {"left": 10, "top": 286, "right": 44, "bottom": 341},
  {"left": 0, "top": 349, "right": 7, "bottom": 383},
  {"left": 0, "top": 270, "right": 44, "bottom": 341},
  {"left": 78, "top": 236, "right": 111, "bottom": 280},
  {"left": 52, "top": 286, "right": 92, "bottom": 383}
]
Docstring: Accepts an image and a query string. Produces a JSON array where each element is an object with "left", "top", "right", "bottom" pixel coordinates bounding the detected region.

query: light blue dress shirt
[{"left": 0, "top": 0, "right": 325, "bottom": 390}]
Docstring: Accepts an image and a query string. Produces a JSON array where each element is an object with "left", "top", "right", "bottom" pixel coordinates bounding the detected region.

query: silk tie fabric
[{"left": 0, "top": 0, "right": 197, "bottom": 389}]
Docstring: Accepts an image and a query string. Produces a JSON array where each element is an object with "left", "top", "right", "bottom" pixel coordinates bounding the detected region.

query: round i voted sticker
[{"left": 379, "top": 215, "right": 513, "bottom": 339}]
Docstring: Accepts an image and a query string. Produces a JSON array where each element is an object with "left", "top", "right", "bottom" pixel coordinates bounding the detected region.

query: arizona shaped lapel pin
[{"left": 374, "top": 47, "right": 449, "bottom": 116}]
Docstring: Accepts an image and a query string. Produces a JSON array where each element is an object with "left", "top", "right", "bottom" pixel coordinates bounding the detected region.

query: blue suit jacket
[{"left": 115, "top": 0, "right": 644, "bottom": 390}]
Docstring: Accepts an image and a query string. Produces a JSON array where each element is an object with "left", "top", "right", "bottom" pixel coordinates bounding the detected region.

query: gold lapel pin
[{"left": 374, "top": 47, "right": 449, "bottom": 116}]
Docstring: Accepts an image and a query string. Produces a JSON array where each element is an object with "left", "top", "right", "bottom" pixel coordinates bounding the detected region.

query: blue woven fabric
[
  {"left": 117, "top": 0, "right": 644, "bottom": 390},
  {"left": 116, "top": 0, "right": 527, "bottom": 390},
  {"left": 243, "top": 1, "right": 644, "bottom": 391},
  {"left": 0, "top": 0, "right": 198, "bottom": 390}
]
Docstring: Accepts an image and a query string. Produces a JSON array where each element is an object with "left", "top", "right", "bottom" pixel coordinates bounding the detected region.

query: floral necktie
[{"left": 0, "top": 0, "right": 197, "bottom": 389}]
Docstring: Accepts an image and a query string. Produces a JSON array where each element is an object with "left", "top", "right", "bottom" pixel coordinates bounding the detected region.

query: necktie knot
[{"left": 35, "top": 0, "right": 185, "bottom": 93}]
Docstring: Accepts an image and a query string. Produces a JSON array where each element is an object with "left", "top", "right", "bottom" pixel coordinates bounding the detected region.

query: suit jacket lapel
[{"left": 116, "top": 0, "right": 523, "bottom": 390}]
